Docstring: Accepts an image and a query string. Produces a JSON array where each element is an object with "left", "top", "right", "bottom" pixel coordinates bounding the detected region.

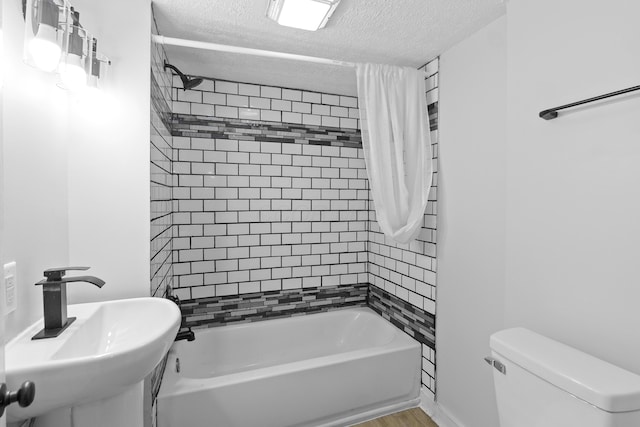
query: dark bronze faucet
[{"left": 32, "top": 267, "right": 105, "bottom": 340}]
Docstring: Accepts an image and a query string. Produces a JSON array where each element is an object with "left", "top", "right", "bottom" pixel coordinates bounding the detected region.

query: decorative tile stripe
[
  {"left": 428, "top": 103, "right": 438, "bottom": 131},
  {"left": 171, "top": 114, "right": 362, "bottom": 149},
  {"left": 368, "top": 284, "right": 436, "bottom": 349},
  {"left": 180, "top": 284, "right": 368, "bottom": 329}
]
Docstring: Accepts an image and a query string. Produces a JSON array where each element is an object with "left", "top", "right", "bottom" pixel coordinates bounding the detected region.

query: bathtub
[{"left": 157, "top": 307, "right": 421, "bottom": 427}]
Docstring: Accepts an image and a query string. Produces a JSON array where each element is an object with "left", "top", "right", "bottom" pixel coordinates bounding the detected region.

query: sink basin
[{"left": 5, "top": 297, "right": 181, "bottom": 422}]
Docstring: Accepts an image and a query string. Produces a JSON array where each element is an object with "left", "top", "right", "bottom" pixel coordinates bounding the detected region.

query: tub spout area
[{"left": 175, "top": 329, "right": 195, "bottom": 342}]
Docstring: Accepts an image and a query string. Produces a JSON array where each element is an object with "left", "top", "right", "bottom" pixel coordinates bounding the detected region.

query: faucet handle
[{"left": 43, "top": 267, "right": 90, "bottom": 281}]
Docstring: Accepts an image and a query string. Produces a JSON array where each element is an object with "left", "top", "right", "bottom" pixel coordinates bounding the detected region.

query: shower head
[
  {"left": 164, "top": 61, "right": 203, "bottom": 91},
  {"left": 183, "top": 77, "right": 204, "bottom": 90}
]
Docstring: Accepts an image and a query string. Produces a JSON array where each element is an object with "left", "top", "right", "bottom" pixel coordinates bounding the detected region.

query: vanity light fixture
[
  {"left": 58, "top": 8, "right": 88, "bottom": 90},
  {"left": 24, "top": 0, "right": 63, "bottom": 72},
  {"left": 266, "top": 0, "right": 342, "bottom": 31},
  {"left": 23, "top": 0, "right": 110, "bottom": 90}
]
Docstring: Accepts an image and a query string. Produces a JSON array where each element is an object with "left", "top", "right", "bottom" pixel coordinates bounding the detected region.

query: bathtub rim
[{"left": 159, "top": 306, "right": 420, "bottom": 397}]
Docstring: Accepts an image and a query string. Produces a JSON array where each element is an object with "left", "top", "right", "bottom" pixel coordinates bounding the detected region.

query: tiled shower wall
[
  {"left": 149, "top": 13, "right": 173, "bottom": 427},
  {"left": 170, "top": 99, "right": 368, "bottom": 298},
  {"left": 163, "top": 60, "right": 438, "bottom": 395},
  {"left": 150, "top": 19, "right": 174, "bottom": 300},
  {"left": 367, "top": 60, "right": 439, "bottom": 397}
]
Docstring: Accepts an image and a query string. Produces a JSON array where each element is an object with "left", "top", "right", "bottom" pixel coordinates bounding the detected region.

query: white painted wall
[
  {"left": 2, "top": 0, "right": 71, "bottom": 342},
  {"left": 66, "top": 0, "right": 151, "bottom": 304},
  {"left": 505, "top": 0, "right": 640, "bottom": 372},
  {"left": 1, "top": 0, "right": 150, "bottom": 341},
  {"left": 438, "top": 1, "right": 640, "bottom": 426},
  {"left": 437, "top": 16, "right": 506, "bottom": 427}
]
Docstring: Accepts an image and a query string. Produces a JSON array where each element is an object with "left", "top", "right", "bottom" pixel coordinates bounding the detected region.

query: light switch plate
[{"left": 4, "top": 261, "right": 17, "bottom": 314}]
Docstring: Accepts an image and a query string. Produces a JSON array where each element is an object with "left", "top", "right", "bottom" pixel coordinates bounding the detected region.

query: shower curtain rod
[{"left": 152, "top": 35, "right": 428, "bottom": 73}]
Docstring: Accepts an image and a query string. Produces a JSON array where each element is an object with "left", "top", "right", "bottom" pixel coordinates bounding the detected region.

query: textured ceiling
[{"left": 153, "top": 0, "right": 505, "bottom": 95}]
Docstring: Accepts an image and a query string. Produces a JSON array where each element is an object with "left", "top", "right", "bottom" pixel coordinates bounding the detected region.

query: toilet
[{"left": 488, "top": 328, "right": 640, "bottom": 427}]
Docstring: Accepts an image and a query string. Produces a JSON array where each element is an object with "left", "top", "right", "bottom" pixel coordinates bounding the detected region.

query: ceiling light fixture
[{"left": 266, "top": 0, "right": 341, "bottom": 31}]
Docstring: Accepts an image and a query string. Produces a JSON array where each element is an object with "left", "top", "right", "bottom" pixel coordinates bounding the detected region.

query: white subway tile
[
  {"left": 239, "top": 140, "right": 261, "bottom": 152},
  {"left": 261, "top": 110, "right": 282, "bottom": 122},
  {"left": 178, "top": 90, "right": 202, "bottom": 103},
  {"left": 197, "top": 80, "right": 215, "bottom": 92},
  {"left": 340, "top": 117, "right": 358, "bottom": 129},
  {"left": 250, "top": 176, "right": 271, "bottom": 187},
  {"left": 302, "top": 114, "right": 321, "bottom": 126},
  {"left": 204, "top": 151, "right": 226, "bottom": 162},
  {"left": 282, "top": 143, "right": 302, "bottom": 155},
  {"left": 282, "top": 166, "right": 302, "bottom": 177},
  {"left": 227, "top": 152, "right": 249, "bottom": 164},
  {"left": 339, "top": 96, "right": 358, "bottom": 108},
  {"left": 216, "top": 163, "right": 239, "bottom": 175},
  {"left": 172, "top": 101, "right": 190, "bottom": 114},
  {"left": 260, "top": 279, "right": 280, "bottom": 292},
  {"left": 216, "top": 139, "right": 239, "bottom": 151},
  {"left": 272, "top": 154, "right": 292, "bottom": 165},
  {"left": 312, "top": 104, "right": 330, "bottom": 115},
  {"left": 271, "top": 99, "right": 292, "bottom": 111},
  {"left": 239, "top": 164, "right": 261, "bottom": 176},
  {"left": 191, "top": 285, "right": 216, "bottom": 299},
  {"left": 321, "top": 146, "right": 340, "bottom": 157},
  {"left": 238, "top": 83, "right": 261, "bottom": 96},
  {"left": 227, "top": 94, "right": 249, "bottom": 107},
  {"left": 282, "top": 89, "right": 302, "bottom": 101},
  {"left": 282, "top": 112, "right": 302, "bottom": 124},
  {"left": 249, "top": 97, "right": 271, "bottom": 109},
  {"left": 292, "top": 102, "right": 311, "bottom": 114},
  {"left": 330, "top": 106, "right": 348, "bottom": 117},
  {"left": 261, "top": 165, "right": 282, "bottom": 176},
  {"left": 260, "top": 141, "right": 282, "bottom": 153},
  {"left": 239, "top": 108, "right": 261, "bottom": 120},
  {"left": 191, "top": 163, "right": 215, "bottom": 175},
  {"left": 190, "top": 138, "right": 215, "bottom": 150},
  {"left": 302, "top": 91, "right": 321, "bottom": 103},
  {"left": 261, "top": 86, "right": 282, "bottom": 99},
  {"left": 217, "top": 283, "right": 239, "bottom": 296},
  {"left": 191, "top": 103, "right": 215, "bottom": 116},
  {"left": 321, "top": 94, "right": 340, "bottom": 105},
  {"left": 321, "top": 116, "right": 340, "bottom": 127},
  {"left": 216, "top": 81, "right": 238, "bottom": 94},
  {"left": 250, "top": 152, "right": 271, "bottom": 164},
  {"left": 216, "top": 105, "right": 238, "bottom": 119},
  {"left": 203, "top": 92, "right": 226, "bottom": 105}
]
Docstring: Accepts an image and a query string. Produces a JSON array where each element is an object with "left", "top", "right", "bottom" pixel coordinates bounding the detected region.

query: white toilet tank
[{"left": 489, "top": 328, "right": 640, "bottom": 427}]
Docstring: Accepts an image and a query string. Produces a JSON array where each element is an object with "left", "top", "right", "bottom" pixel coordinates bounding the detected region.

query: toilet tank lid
[{"left": 490, "top": 328, "right": 640, "bottom": 413}]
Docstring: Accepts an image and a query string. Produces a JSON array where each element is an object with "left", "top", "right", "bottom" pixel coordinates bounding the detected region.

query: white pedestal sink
[{"left": 5, "top": 297, "right": 181, "bottom": 425}]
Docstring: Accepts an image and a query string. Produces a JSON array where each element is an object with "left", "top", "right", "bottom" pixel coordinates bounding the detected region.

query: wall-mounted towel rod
[{"left": 539, "top": 84, "right": 640, "bottom": 120}]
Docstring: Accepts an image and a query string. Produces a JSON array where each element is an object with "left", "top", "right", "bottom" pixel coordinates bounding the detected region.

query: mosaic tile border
[
  {"left": 171, "top": 114, "right": 362, "bottom": 149},
  {"left": 180, "top": 283, "right": 368, "bottom": 329},
  {"left": 368, "top": 284, "right": 436, "bottom": 349},
  {"left": 177, "top": 283, "right": 435, "bottom": 350}
]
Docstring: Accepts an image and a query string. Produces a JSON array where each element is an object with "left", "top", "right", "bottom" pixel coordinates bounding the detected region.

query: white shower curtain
[{"left": 356, "top": 63, "right": 433, "bottom": 244}]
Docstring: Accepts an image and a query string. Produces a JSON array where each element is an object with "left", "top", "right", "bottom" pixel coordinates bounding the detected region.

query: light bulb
[
  {"left": 28, "top": 24, "right": 62, "bottom": 72},
  {"left": 60, "top": 54, "right": 87, "bottom": 91}
]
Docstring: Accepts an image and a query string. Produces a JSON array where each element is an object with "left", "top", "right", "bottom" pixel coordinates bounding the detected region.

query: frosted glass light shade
[
  {"left": 266, "top": 0, "right": 341, "bottom": 31},
  {"left": 28, "top": 24, "right": 62, "bottom": 72},
  {"left": 59, "top": 54, "right": 87, "bottom": 91}
]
